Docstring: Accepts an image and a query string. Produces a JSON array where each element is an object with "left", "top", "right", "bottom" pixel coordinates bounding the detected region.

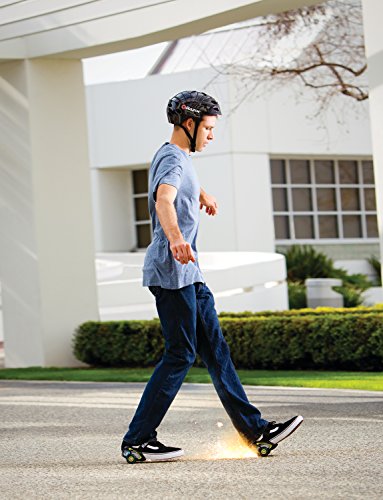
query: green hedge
[
  {"left": 73, "top": 320, "right": 163, "bottom": 368},
  {"left": 73, "top": 311, "right": 383, "bottom": 371},
  {"left": 218, "top": 304, "right": 383, "bottom": 318}
]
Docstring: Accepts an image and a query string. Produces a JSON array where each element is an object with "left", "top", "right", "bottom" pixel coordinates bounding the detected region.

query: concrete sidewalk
[{"left": 0, "top": 380, "right": 382, "bottom": 499}]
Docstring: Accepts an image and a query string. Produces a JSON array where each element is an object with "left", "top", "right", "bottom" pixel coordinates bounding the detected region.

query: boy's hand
[
  {"left": 170, "top": 238, "right": 196, "bottom": 265},
  {"left": 199, "top": 192, "right": 219, "bottom": 216}
]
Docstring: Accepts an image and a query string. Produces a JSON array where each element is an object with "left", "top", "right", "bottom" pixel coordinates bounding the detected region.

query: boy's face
[
  {"left": 182, "top": 115, "right": 217, "bottom": 152},
  {"left": 195, "top": 115, "right": 217, "bottom": 152}
]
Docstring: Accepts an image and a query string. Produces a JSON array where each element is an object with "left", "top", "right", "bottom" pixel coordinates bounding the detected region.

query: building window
[
  {"left": 270, "top": 158, "right": 378, "bottom": 242},
  {"left": 132, "top": 169, "right": 152, "bottom": 249}
]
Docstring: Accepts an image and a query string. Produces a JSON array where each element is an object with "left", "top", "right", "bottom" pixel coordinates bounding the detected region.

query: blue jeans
[{"left": 123, "top": 282, "right": 268, "bottom": 444}]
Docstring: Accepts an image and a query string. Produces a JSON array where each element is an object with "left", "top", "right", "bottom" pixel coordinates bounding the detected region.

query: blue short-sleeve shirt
[{"left": 142, "top": 143, "right": 205, "bottom": 289}]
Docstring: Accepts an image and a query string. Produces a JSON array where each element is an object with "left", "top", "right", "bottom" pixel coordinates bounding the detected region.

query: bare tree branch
[{"left": 205, "top": 0, "right": 368, "bottom": 114}]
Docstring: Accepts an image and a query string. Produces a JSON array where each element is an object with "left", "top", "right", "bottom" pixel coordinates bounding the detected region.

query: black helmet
[{"left": 167, "top": 90, "right": 221, "bottom": 152}]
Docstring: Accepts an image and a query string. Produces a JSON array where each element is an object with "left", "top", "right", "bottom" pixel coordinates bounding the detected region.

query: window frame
[
  {"left": 132, "top": 168, "right": 152, "bottom": 250},
  {"left": 270, "top": 156, "right": 379, "bottom": 244}
]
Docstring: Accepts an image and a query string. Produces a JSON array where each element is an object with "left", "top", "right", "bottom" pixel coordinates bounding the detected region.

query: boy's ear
[{"left": 182, "top": 117, "right": 194, "bottom": 130}]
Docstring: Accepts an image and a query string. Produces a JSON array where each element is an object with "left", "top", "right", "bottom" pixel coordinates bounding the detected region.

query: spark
[{"left": 197, "top": 430, "right": 259, "bottom": 460}]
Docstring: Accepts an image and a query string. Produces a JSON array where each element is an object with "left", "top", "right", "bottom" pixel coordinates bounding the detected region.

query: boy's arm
[
  {"left": 156, "top": 184, "right": 195, "bottom": 265},
  {"left": 199, "top": 187, "right": 219, "bottom": 216}
]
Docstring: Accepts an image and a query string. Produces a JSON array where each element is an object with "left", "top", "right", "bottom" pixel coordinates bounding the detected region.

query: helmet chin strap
[{"left": 180, "top": 118, "right": 201, "bottom": 153}]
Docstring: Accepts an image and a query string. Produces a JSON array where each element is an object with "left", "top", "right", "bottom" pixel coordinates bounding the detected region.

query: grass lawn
[{"left": 0, "top": 367, "right": 382, "bottom": 391}]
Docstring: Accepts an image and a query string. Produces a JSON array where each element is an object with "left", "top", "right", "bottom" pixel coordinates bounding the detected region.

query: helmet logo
[{"left": 181, "top": 104, "right": 200, "bottom": 115}]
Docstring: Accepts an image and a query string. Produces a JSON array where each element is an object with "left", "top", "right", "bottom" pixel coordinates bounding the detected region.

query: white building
[{"left": 86, "top": 22, "right": 378, "bottom": 275}]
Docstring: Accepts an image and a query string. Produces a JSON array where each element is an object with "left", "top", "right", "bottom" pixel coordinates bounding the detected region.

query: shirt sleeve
[{"left": 152, "top": 155, "right": 184, "bottom": 202}]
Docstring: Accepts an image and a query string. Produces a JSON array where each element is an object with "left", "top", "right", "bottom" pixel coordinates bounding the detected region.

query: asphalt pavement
[{"left": 0, "top": 380, "right": 382, "bottom": 499}]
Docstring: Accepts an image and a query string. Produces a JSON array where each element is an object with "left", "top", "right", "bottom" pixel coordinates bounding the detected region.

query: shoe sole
[
  {"left": 142, "top": 450, "right": 184, "bottom": 461},
  {"left": 269, "top": 415, "right": 304, "bottom": 444}
]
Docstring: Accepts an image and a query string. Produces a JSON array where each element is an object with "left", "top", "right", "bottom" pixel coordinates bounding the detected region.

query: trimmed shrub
[
  {"left": 218, "top": 304, "right": 383, "bottom": 318},
  {"left": 220, "top": 314, "right": 383, "bottom": 371},
  {"left": 73, "top": 320, "right": 164, "bottom": 367},
  {"left": 73, "top": 311, "right": 383, "bottom": 371}
]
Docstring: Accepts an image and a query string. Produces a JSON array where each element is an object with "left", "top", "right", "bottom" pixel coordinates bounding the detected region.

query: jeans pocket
[
  {"left": 195, "top": 281, "right": 204, "bottom": 294},
  {"left": 149, "top": 286, "right": 162, "bottom": 298}
]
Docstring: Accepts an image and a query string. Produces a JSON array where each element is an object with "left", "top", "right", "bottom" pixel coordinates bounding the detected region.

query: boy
[{"left": 121, "top": 91, "right": 303, "bottom": 463}]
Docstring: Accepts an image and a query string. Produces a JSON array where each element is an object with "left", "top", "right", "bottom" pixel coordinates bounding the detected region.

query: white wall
[
  {"left": 232, "top": 153, "right": 275, "bottom": 251},
  {"left": 193, "top": 153, "right": 237, "bottom": 251},
  {"left": 229, "top": 79, "right": 372, "bottom": 156},
  {"left": 91, "top": 167, "right": 137, "bottom": 251}
]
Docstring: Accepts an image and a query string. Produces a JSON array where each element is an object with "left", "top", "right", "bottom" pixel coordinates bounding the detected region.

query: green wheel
[
  {"left": 127, "top": 454, "right": 136, "bottom": 464},
  {"left": 259, "top": 446, "right": 270, "bottom": 457}
]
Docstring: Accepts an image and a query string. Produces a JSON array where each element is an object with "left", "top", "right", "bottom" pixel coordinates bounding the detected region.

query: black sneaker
[
  {"left": 121, "top": 439, "right": 184, "bottom": 463},
  {"left": 260, "top": 415, "right": 304, "bottom": 444}
]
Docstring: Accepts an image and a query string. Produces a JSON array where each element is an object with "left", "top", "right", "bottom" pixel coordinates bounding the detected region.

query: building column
[
  {"left": 0, "top": 59, "right": 99, "bottom": 367},
  {"left": 231, "top": 153, "right": 275, "bottom": 252},
  {"left": 362, "top": 0, "right": 383, "bottom": 280}
]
